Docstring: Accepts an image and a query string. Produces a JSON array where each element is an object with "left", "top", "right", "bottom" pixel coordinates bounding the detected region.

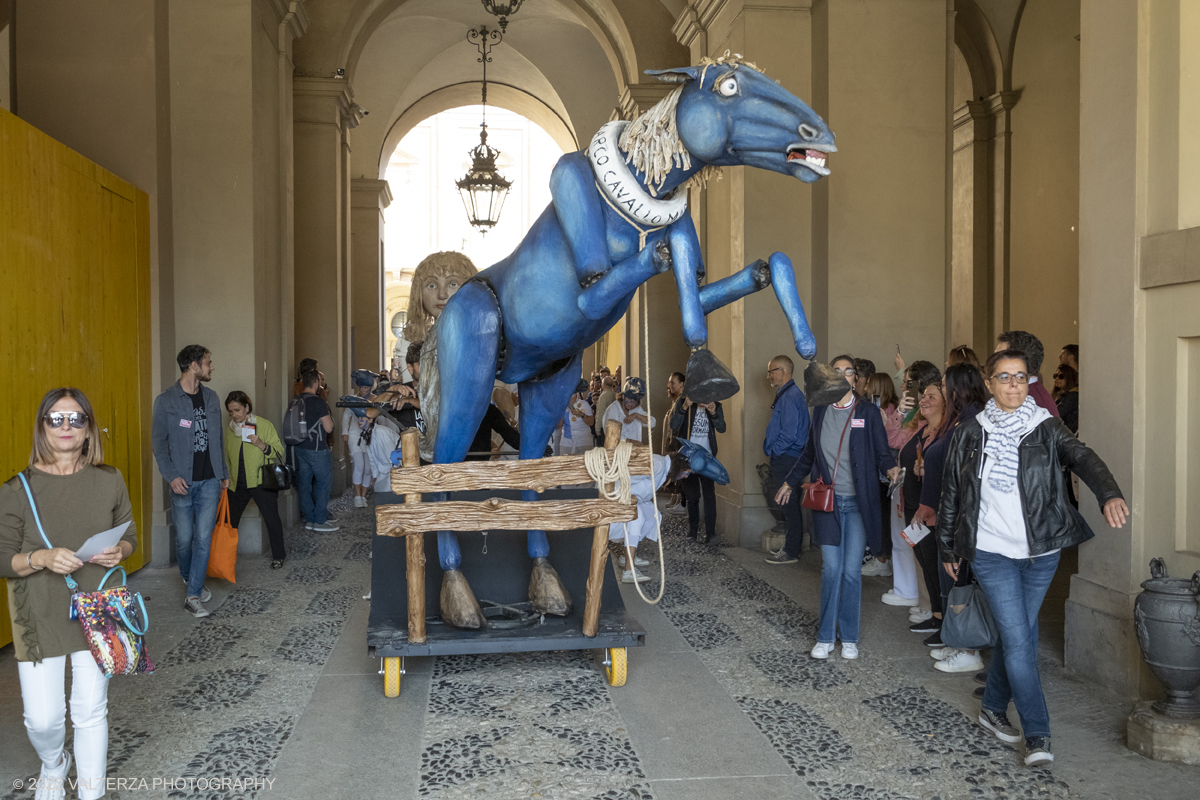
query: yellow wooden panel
[{"left": 0, "top": 107, "right": 152, "bottom": 647}]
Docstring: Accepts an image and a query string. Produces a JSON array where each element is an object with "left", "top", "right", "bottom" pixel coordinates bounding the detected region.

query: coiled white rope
[{"left": 584, "top": 441, "right": 634, "bottom": 505}]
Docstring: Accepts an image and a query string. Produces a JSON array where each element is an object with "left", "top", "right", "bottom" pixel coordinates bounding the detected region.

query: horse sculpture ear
[{"left": 645, "top": 67, "right": 701, "bottom": 85}]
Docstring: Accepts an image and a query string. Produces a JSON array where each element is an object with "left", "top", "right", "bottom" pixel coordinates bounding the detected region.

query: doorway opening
[{"left": 382, "top": 106, "right": 565, "bottom": 365}]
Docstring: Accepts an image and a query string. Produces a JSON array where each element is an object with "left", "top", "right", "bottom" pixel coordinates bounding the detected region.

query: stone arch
[
  {"left": 377, "top": 82, "right": 577, "bottom": 178},
  {"left": 335, "top": 0, "right": 638, "bottom": 92},
  {"left": 955, "top": 0, "right": 1005, "bottom": 99}
]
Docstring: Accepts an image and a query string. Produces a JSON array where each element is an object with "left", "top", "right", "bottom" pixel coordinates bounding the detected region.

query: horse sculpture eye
[{"left": 717, "top": 77, "right": 738, "bottom": 97}]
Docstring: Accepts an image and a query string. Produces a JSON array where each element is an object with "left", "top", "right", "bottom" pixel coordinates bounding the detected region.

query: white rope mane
[{"left": 618, "top": 86, "right": 722, "bottom": 198}]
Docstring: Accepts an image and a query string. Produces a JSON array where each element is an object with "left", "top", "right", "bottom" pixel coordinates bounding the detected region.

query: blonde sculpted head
[{"left": 403, "top": 251, "right": 478, "bottom": 343}]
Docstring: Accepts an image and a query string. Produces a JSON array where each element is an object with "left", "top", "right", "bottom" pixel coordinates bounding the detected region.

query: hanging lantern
[
  {"left": 456, "top": 125, "right": 512, "bottom": 233},
  {"left": 480, "top": 0, "right": 525, "bottom": 33}
]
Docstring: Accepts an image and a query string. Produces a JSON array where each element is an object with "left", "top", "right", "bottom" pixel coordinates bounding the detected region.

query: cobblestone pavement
[{"left": 1, "top": 495, "right": 1196, "bottom": 800}]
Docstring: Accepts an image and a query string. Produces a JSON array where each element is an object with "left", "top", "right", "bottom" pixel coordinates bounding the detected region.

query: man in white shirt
[{"left": 601, "top": 376, "right": 655, "bottom": 443}]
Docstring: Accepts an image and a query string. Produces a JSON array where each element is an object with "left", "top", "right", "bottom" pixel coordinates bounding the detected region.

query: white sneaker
[
  {"left": 929, "top": 646, "right": 959, "bottom": 661},
  {"left": 617, "top": 555, "right": 651, "bottom": 569},
  {"left": 841, "top": 643, "right": 859, "bottom": 660},
  {"left": 861, "top": 558, "right": 893, "bottom": 577},
  {"left": 909, "top": 607, "right": 934, "bottom": 623},
  {"left": 882, "top": 590, "right": 918, "bottom": 607},
  {"left": 36, "top": 750, "right": 71, "bottom": 800},
  {"left": 182, "top": 580, "right": 212, "bottom": 603},
  {"left": 354, "top": 496, "right": 366, "bottom": 508},
  {"left": 811, "top": 641, "right": 835, "bottom": 659},
  {"left": 665, "top": 503, "right": 688, "bottom": 516},
  {"left": 934, "top": 650, "right": 985, "bottom": 673},
  {"left": 621, "top": 568, "right": 650, "bottom": 583},
  {"left": 304, "top": 522, "right": 314, "bottom": 530}
]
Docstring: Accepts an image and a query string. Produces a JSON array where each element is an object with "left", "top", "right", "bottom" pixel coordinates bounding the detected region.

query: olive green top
[{"left": 0, "top": 465, "right": 138, "bottom": 662}]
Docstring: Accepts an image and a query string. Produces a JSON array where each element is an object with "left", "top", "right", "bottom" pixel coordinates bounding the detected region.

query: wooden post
[
  {"left": 583, "top": 420, "right": 624, "bottom": 637},
  {"left": 400, "top": 428, "right": 426, "bottom": 644}
]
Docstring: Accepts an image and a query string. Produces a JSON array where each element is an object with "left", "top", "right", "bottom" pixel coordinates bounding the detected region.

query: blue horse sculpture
[{"left": 420, "top": 55, "right": 836, "bottom": 628}]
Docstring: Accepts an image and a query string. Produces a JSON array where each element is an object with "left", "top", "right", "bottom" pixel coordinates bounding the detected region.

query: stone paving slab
[{"left": 0, "top": 495, "right": 1197, "bottom": 800}]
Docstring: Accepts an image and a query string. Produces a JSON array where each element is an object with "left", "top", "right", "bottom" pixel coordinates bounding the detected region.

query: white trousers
[
  {"left": 350, "top": 449, "right": 372, "bottom": 487},
  {"left": 18, "top": 651, "right": 109, "bottom": 800},
  {"left": 888, "top": 489, "right": 920, "bottom": 601}
]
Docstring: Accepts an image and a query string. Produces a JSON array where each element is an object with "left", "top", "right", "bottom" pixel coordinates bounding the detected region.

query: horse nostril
[{"left": 798, "top": 123, "right": 819, "bottom": 140}]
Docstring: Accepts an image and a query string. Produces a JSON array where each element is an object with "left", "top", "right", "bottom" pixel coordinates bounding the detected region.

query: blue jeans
[
  {"left": 171, "top": 477, "right": 222, "bottom": 598},
  {"left": 972, "top": 549, "right": 1061, "bottom": 739},
  {"left": 817, "top": 494, "right": 867, "bottom": 644},
  {"left": 770, "top": 454, "right": 805, "bottom": 557},
  {"left": 295, "top": 448, "right": 332, "bottom": 525}
]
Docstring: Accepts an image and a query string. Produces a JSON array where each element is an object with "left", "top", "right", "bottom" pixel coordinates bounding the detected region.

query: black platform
[{"left": 367, "top": 487, "right": 646, "bottom": 658}]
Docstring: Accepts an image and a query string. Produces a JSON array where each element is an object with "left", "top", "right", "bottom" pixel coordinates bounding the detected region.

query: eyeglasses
[
  {"left": 767, "top": 367, "right": 784, "bottom": 375},
  {"left": 44, "top": 412, "right": 89, "bottom": 429},
  {"left": 834, "top": 368, "right": 857, "bottom": 377},
  {"left": 990, "top": 372, "right": 1029, "bottom": 385}
]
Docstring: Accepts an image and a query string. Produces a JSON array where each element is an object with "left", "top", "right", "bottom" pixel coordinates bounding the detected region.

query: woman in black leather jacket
[{"left": 936, "top": 349, "right": 1128, "bottom": 768}]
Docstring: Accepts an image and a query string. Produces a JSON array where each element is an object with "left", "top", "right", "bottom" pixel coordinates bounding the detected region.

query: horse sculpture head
[{"left": 629, "top": 55, "right": 835, "bottom": 194}]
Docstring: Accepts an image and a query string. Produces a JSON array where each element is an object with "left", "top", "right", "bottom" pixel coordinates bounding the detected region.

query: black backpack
[{"left": 281, "top": 396, "right": 311, "bottom": 445}]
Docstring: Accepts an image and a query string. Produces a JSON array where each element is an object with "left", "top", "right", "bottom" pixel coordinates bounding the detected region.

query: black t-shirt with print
[
  {"left": 295, "top": 394, "right": 332, "bottom": 451},
  {"left": 188, "top": 389, "right": 215, "bottom": 481}
]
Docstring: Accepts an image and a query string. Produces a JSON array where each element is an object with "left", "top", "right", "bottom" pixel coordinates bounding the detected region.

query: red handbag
[{"left": 801, "top": 406, "right": 854, "bottom": 513}]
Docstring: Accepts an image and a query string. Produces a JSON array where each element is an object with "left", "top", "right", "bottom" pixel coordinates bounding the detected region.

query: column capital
[
  {"left": 351, "top": 178, "right": 393, "bottom": 210},
  {"left": 294, "top": 78, "right": 362, "bottom": 127},
  {"left": 268, "top": 0, "right": 309, "bottom": 40},
  {"left": 673, "top": 5, "right": 704, "bottom": 48}
]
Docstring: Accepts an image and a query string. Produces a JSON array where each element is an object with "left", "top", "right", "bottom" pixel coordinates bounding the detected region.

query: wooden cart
[{"left": 369, "top": 423, "right": 651, "bottom": 697}]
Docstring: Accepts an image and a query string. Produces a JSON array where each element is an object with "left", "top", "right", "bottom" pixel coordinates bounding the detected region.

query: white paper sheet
[{"left": 74, "top": 521, "right": 131, "bottom": 561}]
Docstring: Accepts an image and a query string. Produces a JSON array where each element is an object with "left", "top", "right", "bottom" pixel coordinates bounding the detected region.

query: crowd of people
[
  {"left": 760, "top": 330, "right": 1126, "bottom": 768},
  {"left": 1, "top": 299, "right": 1125, "bottom": 789}
]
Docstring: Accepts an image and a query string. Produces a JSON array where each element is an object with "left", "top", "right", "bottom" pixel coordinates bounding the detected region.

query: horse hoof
[
  {"left": 804, "top": 360, "right": 853, "bottom": 407},
  {"left": 529, "top": 558, "right": 573, "bottom": 617},
  {"left": 439, "top": 570, "right": 485, "bottom": 629}
]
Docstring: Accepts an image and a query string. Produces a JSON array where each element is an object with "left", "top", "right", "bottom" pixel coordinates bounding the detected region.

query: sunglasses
[{"left": 45, "top": 412, "right": 89, "bottom": 429}]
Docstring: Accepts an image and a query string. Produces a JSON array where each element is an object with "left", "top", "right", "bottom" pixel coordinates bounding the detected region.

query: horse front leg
[
  {"left": 577, "top": 237, "right": 672, "bottom": 320},
  {"left": 698, "top": 252, "right": 817, "bottom": 359}
]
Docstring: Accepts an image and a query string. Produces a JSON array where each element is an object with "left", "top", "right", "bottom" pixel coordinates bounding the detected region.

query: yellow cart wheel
[
  {"left": 603, "top": 647, "right": 628, "bottom": 687},
  {"left": 383, "top": 657, "right": 402, "bottom": 697}
]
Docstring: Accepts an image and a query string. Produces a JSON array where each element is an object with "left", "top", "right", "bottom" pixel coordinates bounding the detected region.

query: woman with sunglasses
[
  {"left": 0, "top": 388, "right": 139, "bottom": 799},
  {"left": 937, "top": 349, "right": 1128, "bottom": 766},
  {"left": 775, "top": 355, "right": 900, "bottom": 660}
]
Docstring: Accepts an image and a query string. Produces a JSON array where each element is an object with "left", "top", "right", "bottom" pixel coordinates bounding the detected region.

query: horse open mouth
[{"left": 787, "top": 146, "right": 830, "bottom": 176}]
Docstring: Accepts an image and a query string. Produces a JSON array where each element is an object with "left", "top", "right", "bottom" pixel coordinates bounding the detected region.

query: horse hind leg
[
  {"left": 430, "top": 281, "right": 503, "bottom": 630},
  {"left": 517, "top": 351, "right": 585, "bottom": 617}
]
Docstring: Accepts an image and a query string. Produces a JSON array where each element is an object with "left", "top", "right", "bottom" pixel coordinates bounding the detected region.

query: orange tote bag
[{"left": 207, "top": 491, "right": 239, "bottom": 583}]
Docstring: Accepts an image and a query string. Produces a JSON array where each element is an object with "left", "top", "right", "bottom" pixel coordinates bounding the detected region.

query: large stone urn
[{"left": 1134, "top": 559, "right": 1200, "bottom": 718}]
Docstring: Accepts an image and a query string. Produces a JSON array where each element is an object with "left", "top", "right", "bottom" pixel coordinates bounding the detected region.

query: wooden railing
[{"left": 375, "top": 420, "right": 647, "bottom": 643}]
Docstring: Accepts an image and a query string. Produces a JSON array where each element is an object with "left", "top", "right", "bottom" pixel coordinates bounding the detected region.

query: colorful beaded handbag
[{"left": 18, "top": 472, "right": 154, "bottom": 677}]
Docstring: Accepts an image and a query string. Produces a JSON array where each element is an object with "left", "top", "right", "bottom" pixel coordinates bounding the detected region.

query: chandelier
[
  {"left": 456, "top": 25, "right": 512, "bottom": 234},
  {"left": 480, "top": 0, "right": 525, "bottom": 34}
]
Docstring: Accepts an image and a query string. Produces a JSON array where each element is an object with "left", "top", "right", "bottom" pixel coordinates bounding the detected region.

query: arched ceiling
[{"left": 295, "top": 0, "right": 687, "bottom": 180}]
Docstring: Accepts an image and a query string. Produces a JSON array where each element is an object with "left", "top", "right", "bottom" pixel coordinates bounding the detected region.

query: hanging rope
[{"left": 637, "top": 279, "right": 667, "bottom": 603}]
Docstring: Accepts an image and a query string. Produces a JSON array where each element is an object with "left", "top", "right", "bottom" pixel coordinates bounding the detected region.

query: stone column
[
  {"left": 294, "top": 77, "right": 360, "bottom": 492},
  {"left": 1067, "top": 0, "right": 1200, "bottom": 707},
  {"left": 350, "top": 178, "right": 392, "bottom": 371}
]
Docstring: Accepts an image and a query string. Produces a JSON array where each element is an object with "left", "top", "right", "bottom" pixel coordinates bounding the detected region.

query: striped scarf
[{"left": 982, "top": 396, "right": 1039, "bottom": 494}]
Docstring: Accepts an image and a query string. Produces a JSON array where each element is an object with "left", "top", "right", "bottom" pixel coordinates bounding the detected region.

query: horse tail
[{"left": 417, "top": 321, "right": 440, "bottom": 462}]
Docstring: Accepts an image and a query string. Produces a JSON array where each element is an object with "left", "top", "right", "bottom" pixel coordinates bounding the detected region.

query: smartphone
[{"left": 896, "top": 343, "right": 901, "bottom": 355}]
